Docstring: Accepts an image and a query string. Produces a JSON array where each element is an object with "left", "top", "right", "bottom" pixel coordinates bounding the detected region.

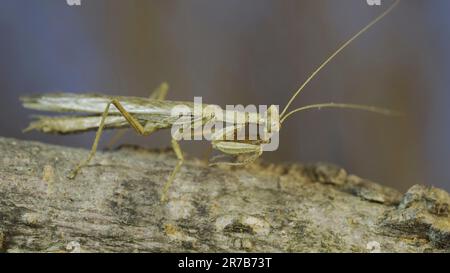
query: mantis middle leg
[{"left": 161, "top": 138, "right": 184, "bottom": 202}]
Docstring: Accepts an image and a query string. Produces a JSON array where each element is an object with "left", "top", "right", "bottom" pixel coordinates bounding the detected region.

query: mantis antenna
[
  {"left": 280, "top": 0, "right": 401, "bottom": 120},
  {"left": 280, "top": 103, "right": 402, "bottom": 124}
]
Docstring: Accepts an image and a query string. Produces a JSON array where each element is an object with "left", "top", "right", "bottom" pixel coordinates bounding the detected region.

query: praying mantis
[{"left": 21, "top": 0, "right": 401, "bottom": 202}]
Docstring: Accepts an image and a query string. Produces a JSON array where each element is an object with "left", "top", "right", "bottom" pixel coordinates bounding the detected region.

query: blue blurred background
[{"left": 0, "top": 0, "right": 449, "bottom": 192}]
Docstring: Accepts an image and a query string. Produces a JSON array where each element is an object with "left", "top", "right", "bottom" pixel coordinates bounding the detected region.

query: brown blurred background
[{"left": 0, "top": 0, "right": 449, "bottom": 192}]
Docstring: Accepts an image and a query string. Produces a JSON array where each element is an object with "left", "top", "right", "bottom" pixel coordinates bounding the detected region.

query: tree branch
[{"left": 0, "top": 137, "right": 449, "bottom": 252}]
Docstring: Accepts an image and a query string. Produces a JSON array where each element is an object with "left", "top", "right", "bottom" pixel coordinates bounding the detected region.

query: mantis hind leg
[
  {"left": 68, "top": 98, "right": 153, "bottom": 179},
  {"left": 105, "top": 82, "right": 170, "bottom": 149},
  {"left": 68, "top": 101, "right": 112, "bottom": 179}
]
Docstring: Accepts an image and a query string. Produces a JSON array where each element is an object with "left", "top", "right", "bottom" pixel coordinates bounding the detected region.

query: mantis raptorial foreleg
[
  {"left": 210, "top": 141, "right": 263, "bottom": 166},
  {"left": 68, "top": 98, "right": 155, "bottom": 179},
  {"left": 208, "top": 124, "right": 263, "bottom": 166},
  {"left": 106, "top": 82, "right": 170, "bottom": 149}
]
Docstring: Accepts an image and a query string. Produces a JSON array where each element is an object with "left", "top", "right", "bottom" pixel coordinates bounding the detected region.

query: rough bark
[{"left": 0, "top": 136, "right": 449, "bottom": 253}]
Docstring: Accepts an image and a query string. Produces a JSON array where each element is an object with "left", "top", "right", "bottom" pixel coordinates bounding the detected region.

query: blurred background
[{"left": 0, "top": 0, "right": 449, "bottom": 192}]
